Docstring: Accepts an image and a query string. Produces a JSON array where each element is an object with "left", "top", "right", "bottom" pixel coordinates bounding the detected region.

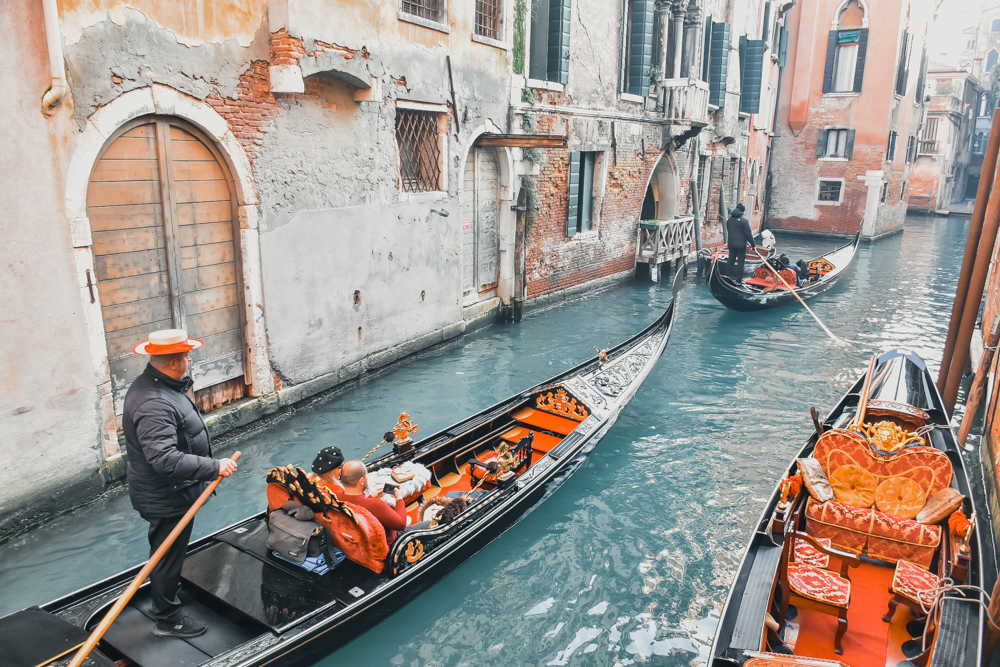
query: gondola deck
[
  {"left": 708, "top": 230, "right": 861, "bottom": 312},
  {"left": 710, "top": 349, "right": 985, "bottom": 667},
  {"left": 6, "top": 271, "right": 683, "bottom": 667}
]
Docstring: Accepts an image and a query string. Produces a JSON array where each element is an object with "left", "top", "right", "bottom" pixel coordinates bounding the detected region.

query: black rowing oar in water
[
  {"left": 760, "top": 257, "right": 849, "bottom": 346},
  {"left": 67, "top": 451, "right": 242, "bottom": 667}
]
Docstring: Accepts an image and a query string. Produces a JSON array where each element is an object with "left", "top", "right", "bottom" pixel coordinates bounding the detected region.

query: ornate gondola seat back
[
  {"left": 266, "top": 466, "right": 389, "bottom": 573},
  {"left": 469, "top": 433, "right": 534, "bottom": 484}
]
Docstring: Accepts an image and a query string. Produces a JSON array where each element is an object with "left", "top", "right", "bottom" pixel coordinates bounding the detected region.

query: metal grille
[
  {"left": 401, "top": 0, "right": 441, "bottom": 21},
  {"left": 818, "top": 180, "right": 842, "bottom": 202},
  {"left": 475, "top": 0, "right": 501, "bottom": 39},
  {"left": 396, "top": 110, "right": 442, "bottom": 193}
]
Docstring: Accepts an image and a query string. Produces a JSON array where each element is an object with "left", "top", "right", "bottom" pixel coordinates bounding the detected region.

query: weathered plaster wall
[
  {"left": 0, "top": 0, "right": 106, "bottom": 534},
  {"left": 260, "top": 201, "right": 462, "bottom": 383}
]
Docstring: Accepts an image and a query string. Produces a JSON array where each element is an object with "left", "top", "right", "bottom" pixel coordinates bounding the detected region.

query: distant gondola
[
  {"left": 710, "top": 349, "right": 985, "bottom": 667},
  {"left": 708, "top": 229, "right": 861, "bottom": 312},
  {"left": 1, "top": 271, "right": 682, "bottom": 667}
]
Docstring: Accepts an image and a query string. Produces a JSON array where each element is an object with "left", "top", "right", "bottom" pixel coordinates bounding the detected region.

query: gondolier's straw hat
[{"left": 133, "top": 329, "right": 204, "bottom": 356}]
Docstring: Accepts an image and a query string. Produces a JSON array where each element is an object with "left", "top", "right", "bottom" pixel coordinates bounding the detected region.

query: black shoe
[{"left": 153, "top": 615, "right": 207, "bottom": 638}]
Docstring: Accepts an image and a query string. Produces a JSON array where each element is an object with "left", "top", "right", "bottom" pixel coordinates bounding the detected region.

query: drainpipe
[{"left": 41, "top": 0, "right": 67, "bottom": 115}]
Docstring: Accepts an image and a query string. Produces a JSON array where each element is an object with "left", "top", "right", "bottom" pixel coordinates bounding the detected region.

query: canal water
[{"left": 0, "top": 214, "right": 978, "bottom": 666}]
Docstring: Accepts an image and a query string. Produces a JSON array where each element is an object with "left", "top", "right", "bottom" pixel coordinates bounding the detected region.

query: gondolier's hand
[{"left": 218, "top": 458, "right": 238, "bottom": 477}]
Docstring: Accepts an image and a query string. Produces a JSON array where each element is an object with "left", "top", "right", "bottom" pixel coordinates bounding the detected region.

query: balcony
[
  {"left": 917, "top": 140, "right": 939, "bottom": 155},
  {"left": 636, "top": 216, "right": 696, "bottom": 281},
  {"left": 658, "top": 78, "right": 711, "bottom": 126}
]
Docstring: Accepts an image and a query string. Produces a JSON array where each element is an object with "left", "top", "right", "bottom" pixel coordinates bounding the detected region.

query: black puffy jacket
[
  {"left": 123, "top": 364, "right": 220, "bottom": 519},
  {"left": 726, "top": 212, "right": 756, "bottom": 249}
]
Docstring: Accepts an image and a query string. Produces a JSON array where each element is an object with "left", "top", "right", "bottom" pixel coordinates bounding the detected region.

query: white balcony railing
[
  {"left": 636, "top": 216, "right": 696, "bottom": 264},
  {"left": 659, "top": 78, "right": 711, "bottom": 126}
]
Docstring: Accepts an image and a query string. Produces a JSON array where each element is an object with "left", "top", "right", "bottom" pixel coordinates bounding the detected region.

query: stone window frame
[
  {"left": 395, "top": 100, "right": 450, "bottom": 200},
  {"left": 398, "top": 0, "right": 450, "bottom": 34},
  {"left": 815, "top": 178, "right": 846, "bottom": 206}
]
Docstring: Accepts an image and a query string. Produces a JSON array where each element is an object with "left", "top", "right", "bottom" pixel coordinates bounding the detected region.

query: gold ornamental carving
[
  {"left": 852, "top": 420, "right": 924, "bottom": 454},
  {"left": 405, "top": 540, "right": 424, "bottom": 564},
  {"left": 536, "top": 389, "right": 588, "bottom": 420},
  {"left": 392, "top": 413, "right": 419, "bottom": 444}
]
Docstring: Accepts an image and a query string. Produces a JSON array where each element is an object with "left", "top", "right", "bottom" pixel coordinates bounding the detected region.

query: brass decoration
[
  {"left": 536, "top": 389, "right": 589, "bottom": 420},
  {"left": 265, "top": 465, "right": 358, "bottom": 524},
  {"left": 405, "top": 540, "right": 424, "bottom": 563},
  {"left": 392, "top": 413, "right": 419, "bottom": 444},
  {"left": 851, "top": 420, "right": 924, "bottom": 454},
  {"left": 598, "top": 349, "right": 609, "bottom": 365}
]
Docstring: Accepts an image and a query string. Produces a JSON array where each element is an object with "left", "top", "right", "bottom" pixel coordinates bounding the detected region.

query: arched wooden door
[
  {"left": 460, "top": 148, "right": 500, "bottom": 305},
  {"left": 88, "top": 118, "right": 246, "bottom": 414}
]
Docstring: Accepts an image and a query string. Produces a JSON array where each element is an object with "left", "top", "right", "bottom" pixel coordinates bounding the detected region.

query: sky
[{"left": 930, "top": 0, "right": 982, "bottom": 66}]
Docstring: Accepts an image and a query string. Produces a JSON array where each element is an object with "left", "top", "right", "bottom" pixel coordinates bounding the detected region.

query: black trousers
[
  {"left": 726, "top": 245, "right": 747, "bottom": 280},
  {"left": 146, "top": 515, "right": 195, "bottom": 623}
]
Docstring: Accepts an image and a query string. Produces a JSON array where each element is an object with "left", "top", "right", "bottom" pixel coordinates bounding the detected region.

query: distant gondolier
[
  {"left": 123, "top": 329, "right": 238, "bottom": 638},
  {"left": 726, "top": 203, "right": 755, "bottom": 280}
]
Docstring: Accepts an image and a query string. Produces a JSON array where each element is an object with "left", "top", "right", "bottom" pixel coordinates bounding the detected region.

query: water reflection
[{"left": 0, "top": 214, "right": 971, "bottom": 666}]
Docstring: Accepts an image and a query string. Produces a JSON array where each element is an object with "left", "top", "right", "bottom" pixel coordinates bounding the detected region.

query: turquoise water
[{"left": 0, "top": 214, "right": 976, "bottom": 666}]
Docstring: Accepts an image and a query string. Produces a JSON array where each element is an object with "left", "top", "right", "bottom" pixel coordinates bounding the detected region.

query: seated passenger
[
  {"left": 307, "top": 446, "right": 345, "bottom": 494},
  {"left": 339, "top": 460, "right": 407, "bottom": 544},
  {"left": 796, "top": 260, "right": 811, "bottom": 285}
]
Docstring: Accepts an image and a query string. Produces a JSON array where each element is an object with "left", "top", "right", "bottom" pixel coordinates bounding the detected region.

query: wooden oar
[
  {"left": 67, "top": 451, "right": 242, "bottom": 667},
  {"left": 852, "top": 353, "right": 879, "bottom": 428},
  {"left": 760, "top": 257, "right": 848, "bottom": 346}
]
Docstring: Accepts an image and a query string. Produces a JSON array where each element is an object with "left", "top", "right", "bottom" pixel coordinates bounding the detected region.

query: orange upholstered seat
[
  {"left": 787, "top": 563, "right": 851, "bottom": 607},
  {"left": 793, "top": 536, "right": 832, "bottom": 569},
  {"left": 501, "top": 426, "right": 561, "bottom": 453},
  {"left": 890, "top": 559, "right": 939, "bottom": 604},
  {"left": 511, "top": 407, "right": 579, "bottom": 436}
]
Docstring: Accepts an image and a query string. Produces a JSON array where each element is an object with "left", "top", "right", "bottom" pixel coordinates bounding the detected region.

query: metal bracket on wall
[{"left": 86, "top": 269, "right": 96, "bottom": 303}]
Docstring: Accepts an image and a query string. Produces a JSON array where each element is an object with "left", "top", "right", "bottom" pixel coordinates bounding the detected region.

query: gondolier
[
  {"left": 123, "top": 329, "right": 238, "bottom": 639},
  {"left": 725, "top": 203, "right": 755, "bottom": 280}
]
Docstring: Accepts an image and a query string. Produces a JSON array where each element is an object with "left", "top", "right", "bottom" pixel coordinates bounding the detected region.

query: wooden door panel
[
  {"left": 100, "top": 296, "right": 173, "bottom": 333},
  {"left": 87, "top": 180, "right": 161, "bottom": 206},
  {"left": 96, "top": 272, "right": 170, "bottom": 307},
  {"left": 174, "top": 201, "right": 232, "bottom": 225},
  {"left": 94, "top": 248, "right": 167, "bottom": 281},
  {"left": 182, "top": 264, "right": 237, "bottom": 292},
  {"left": 169, "top": 140, "right": 216, "bottom": 162},
  {"left": 475, "top": 150, "right": 500, "bottom": 290},
  {"left": 190, "top": 349, "right": 244, "bottom": 392},
  {"left": 182, "top": 284, "right": 239, "bottom": 316},
  {"left": 460, "top": 154, "right": 475, "bottom": 294},
  {"left": 186, "top": 305, "right": 241, "bottom": 339},
  {"left": 100, "top": 136, "right": 157, "bottom": 161},
  {"left": 177, "top": 221, "right": 234, "bottom": 247},
  {"left": 104, "top": 317, "right": 174, "bottom": 358},
  {"left": 90, "top": 158, "right": 159, "bottom": 183},
  {"left": 88, "top": 204, "right": 163, "bottom": 232},
  {"left": 171, "top": 179, "right": 230, "bottom": 204},
  {"left": 179, "top": 242, "right": 235, "bottom": 270},
  {"left": 91, "top": 227, "right": 165, "bottom": 255},
  {"left": 172, "top": 160, "right": 225, "bottom": 181}
]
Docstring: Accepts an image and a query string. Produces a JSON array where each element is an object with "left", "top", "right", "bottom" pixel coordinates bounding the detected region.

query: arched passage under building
[{"left": 641, "top": 153, "right": 679, "bottom": 221}]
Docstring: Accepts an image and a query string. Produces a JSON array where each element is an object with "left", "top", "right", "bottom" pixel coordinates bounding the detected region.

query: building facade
[
  {"left": 907, "top": 62, "right": 982, "bottom": 211},
  {"left": 768, "top": 0, "right": 932, "bottom": 238}
]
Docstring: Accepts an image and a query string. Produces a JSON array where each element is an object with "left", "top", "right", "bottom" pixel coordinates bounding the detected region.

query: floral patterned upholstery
[
  {"left": 805, "top": 497, "right": 941, "bottom": 568},
  {"left": 891, "top": 559, "right": 940, "bottom": 604},
  {"left": 793, "top": 537, "right": 832, "bottom": 568},
  {"left": 788, "top": 562, "right": 851, "bottom": 607}
]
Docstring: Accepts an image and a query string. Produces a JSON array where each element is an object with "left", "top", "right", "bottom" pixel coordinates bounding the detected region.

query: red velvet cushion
[
  {"left": 793, "top": 537, "right": 832, "bottom": 569},
  {"left": 891, "top": 559, "right": 939, "bottom": 604},
  {"left": 788, "top": 562, "right": 851, "bottom": 607}
]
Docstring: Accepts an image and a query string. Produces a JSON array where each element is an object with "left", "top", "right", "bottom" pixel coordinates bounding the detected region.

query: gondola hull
[
  {"left": 709, "top": 349, "right": 984, "bottom": 667},
  {"left": 9, "top": 271, "right": 682, "bottom": 667},
  {"left": 708, "top": 230, "right": 861, "bottom": 312}
]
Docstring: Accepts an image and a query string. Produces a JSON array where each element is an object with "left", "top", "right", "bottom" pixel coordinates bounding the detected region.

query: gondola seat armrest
[{"left": 793, "top": 531, "right": 860, "bottom": 579}]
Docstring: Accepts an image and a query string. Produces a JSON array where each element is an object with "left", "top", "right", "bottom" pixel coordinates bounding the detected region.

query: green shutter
[
  {"left": 709, "top": 21, "right": 730, "bottom": 107},
  {"left": 628, "top": 0, "right": 655, "bottom": 95},
  {"left": 816, "top": 129, "right": 828, "bottom": 158},
  {"left": 762, "top": 2, "right": 771, "bottom": 44},
  {"left": 853, "top": 28, "right": 869, "bottom": 92},
  {"left": 702, "top": 17, "right": 713, "bottom": 82},
  {"left": 740, "top": 39, "right": 765, "bottom": 113},
  {"left": 895, "top": 32, "right": 910, "bottom": 95},
  {"left": 822, "top": 30, "right": 837, "bottom": 93},
  {"left": 846, "top": 129, "right": 856, "bottom": 159},
  {"left": 567, "top": 151, "right": 580, "bottom": 237},
  {"left": 778, "top": 26, "right": 788, "bottom": 67},
  {"left": 547, "top": 0, "right": 571, "bottom": 84}
]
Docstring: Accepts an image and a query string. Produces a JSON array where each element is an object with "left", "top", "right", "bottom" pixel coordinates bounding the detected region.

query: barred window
[
  {"left": 475, "top": 0, "right": 501, "bottom": 39},
  {"left": 817, "top": 180, "right": 842, "bottom": 202},
  {"left": 396, "top": 110, "right": 443, "bottom": 193},
  {"left": 401, "top": 0, "right": 442, "bottom": 22}
]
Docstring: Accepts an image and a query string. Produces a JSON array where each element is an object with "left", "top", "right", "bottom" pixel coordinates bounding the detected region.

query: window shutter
[
  {"left": 853, "top": 28, "right": 868, "bottom": 93},
  {"left": 547, "top": 0, "right": 571, "bottom": 84},
  {"left": 709, "top": 21, "right": 730, "bottom": 106},
  {"left": 816, "top": 129, "right": 828, "bottom": 158},
  {"left": 702, "top": 18, "right": 714, "bottom": 82},
  {"left": 914, "top": 47, "right": 928, "bottom": 103},
  {"left": 740, "top": 39, "right": 765, "bottom": 113},
  {"left": 845, "top": 129, "right": 856, "bottom": 159},
  {"left": 762, "top": 3, "right": 771, "bottom": 44},
  {"left": 822, "top": 31, "right": 838, "bottom": 93},
  {"left": 620, "top": 0, "right": 629, "bottom": 92},
  {"left": 629, "top": 0, "right": 655, "bottom": 95},
  {"left": 567, "top": 151, "right": 580, "bottom": 237},
  {"left": 778, "top": 26, "right": 788, "bottom": 67},
  {"left": 895, "top": 32, "right": 910, "bottom": 95}
]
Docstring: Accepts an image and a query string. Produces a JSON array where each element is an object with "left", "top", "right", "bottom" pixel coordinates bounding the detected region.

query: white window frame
[
  {"left": 398, "top": 0, "right": 450, "bottom": 33},
  {"left": 815, "top": 178, "right": 845, "bottom": 206},
  {"left": 832, "top": 42, "right": 858, "bottom": 93},
  {"left": 395, "top": 101, "right": 450, "bottom": 200}
]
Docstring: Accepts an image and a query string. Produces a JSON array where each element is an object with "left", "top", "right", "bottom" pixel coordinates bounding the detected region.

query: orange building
[{"left": 768, "top": 0, "right": 932, "bottom": 238}]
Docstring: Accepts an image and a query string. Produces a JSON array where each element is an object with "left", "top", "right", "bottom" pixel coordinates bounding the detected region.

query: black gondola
[
  {"left": 708, "top": 229, "right": 861, "bottom": 312},
  {"left": 710, "top": 349, "right": 984, "bottom": 667},
  {"left": 4, "top": 272, "right": 682, "bottom": 667}
]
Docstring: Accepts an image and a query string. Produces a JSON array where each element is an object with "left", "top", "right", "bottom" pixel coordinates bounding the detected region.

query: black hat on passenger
[{"left": 312, "top": 446, "right": 345, "bottom": 475}]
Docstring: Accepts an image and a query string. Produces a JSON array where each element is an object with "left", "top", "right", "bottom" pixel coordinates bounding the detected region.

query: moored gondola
[
  {"left": 708, "top": 229, "right": 861, "bottom": 312},
  {"left": 710, "top": 349, "right": 985, "bottom": 667},
  {"left": 3, "top": 272, "right": 682, "bottom": 667}
]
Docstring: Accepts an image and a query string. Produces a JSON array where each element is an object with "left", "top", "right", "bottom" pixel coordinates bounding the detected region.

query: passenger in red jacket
[{"left": 338, "top": 460, "right": 408, "bottom": 544}]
